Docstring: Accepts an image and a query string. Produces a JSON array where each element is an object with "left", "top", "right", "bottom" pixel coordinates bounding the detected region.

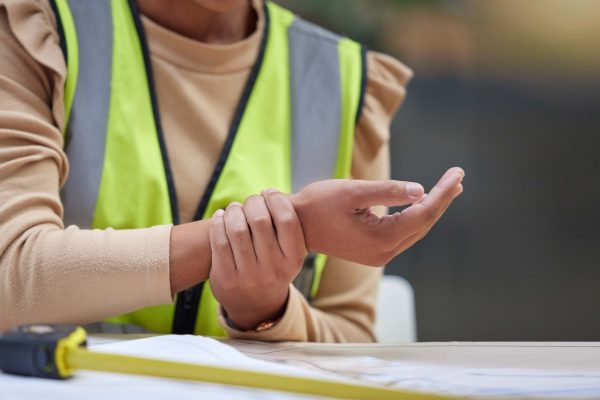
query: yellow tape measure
[{"left": 0, "top": 324, "right": 451, "bottom": 400}]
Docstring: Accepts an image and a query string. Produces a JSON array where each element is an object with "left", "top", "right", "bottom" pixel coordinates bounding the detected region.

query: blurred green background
[{"left": 279, "top": 0, "right": 600, "bottom": 341}]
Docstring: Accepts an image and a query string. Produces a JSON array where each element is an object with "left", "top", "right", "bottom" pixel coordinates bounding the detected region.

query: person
[{"left": 0, "top": 0, "right": 463, "bottom": 341}]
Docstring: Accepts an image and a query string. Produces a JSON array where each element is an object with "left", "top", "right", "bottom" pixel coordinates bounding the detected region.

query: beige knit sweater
[{"left": 0, "top": 0, "right": 412, "bottom": 342}]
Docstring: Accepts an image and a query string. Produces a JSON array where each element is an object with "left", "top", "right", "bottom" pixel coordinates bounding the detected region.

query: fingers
[
  {"left": 424, "top": 167, "right": 464, "bottom": 200},
  {"left": 242, "top": 195, "right": 280, "bottom": 261},
  {"left": 347, "top": 179, "right": 425, "bottom": 209},
  {"left": 416, "top": 167, "right": 464, "bottom": 221},
  {"left": 224, "top": 202, "right": 256, "bottom": 271},
  {"left": 262, "top": 189, "right": 307, "bottom": 262},
  {"left": 377, "top": 168, "right": 464, "bottom": 247},
  {"left": 210, "top": 209, "right": 236, "bottom": 275},
  {"left": 381, "top": 167, "right": 464, "bottom": 238}
]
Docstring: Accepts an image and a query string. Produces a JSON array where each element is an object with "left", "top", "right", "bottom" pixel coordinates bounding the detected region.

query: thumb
[{"left": 348, "top": 180, "right": 424, "bottom": 209}]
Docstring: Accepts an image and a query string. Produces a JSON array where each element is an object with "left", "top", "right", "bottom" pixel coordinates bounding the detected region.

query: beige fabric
[{"left": 0, "top": 0, "right": 413, "bottom": 342}]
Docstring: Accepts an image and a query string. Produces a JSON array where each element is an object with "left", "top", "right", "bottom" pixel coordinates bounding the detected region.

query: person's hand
[
  {"left": 289, "top": 167, "right": 464, "bottom": 266},
  {"left": 208, "top": 193, "right": 307, "bottom": 330}
]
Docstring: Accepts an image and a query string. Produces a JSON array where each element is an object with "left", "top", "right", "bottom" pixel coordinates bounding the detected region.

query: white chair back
[{"left": 375, "top": 275, "right": 417, "bottom": 342}]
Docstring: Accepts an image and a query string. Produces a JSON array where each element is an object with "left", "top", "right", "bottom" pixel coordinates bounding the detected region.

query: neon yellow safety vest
[{"left": 50, "top": 0, "right": 366, "bottom": 336}]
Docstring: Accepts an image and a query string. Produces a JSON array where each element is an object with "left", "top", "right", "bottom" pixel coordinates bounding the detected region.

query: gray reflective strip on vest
[
  {"left": 61, "top": 1, "right": 113, "bottom": 228},
  {"left": 288, "top": 19, "right": 343, "bottom": 299},
  {"left": 288, "top": 18, "right": 342, "bottom": 193}
]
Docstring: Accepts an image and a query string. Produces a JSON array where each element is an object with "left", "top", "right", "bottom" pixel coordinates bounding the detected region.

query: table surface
[
  {"left": 225, "top": 340, "right": 600, "bottom": 370},
  {"left": 4, "top": 335, "right": 600, "bottom": 399}
]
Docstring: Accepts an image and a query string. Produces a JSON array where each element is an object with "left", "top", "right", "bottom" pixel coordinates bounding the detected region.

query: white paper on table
[
  {"left": 275, "top": 355, "right": 600, "bottom": 399},
  {"left": 0, "top": 335, "right": 340, "bottom": 400},
  {"left": 91, "top": 334, "right": 339, "bottom": 379}
]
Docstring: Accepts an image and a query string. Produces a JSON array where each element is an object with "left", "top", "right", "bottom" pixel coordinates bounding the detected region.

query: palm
[{"left": 290, "top": 167, "right": 464, "bottom": 266}]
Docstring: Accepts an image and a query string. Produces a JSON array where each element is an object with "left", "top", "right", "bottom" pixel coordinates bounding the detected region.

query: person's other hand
[
  {"left": 289, "top": 167, "right": 464, "bottom": 266},
  {"left": 208, "top": 193, "right": 307, "bottom": 330}
]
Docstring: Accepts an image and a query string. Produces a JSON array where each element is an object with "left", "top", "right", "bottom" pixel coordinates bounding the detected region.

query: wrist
[
  {"left": 224, "top": 310, "right": 283, "bottom": 333},
  {"left": 223, "top": 289, "right": 289, "bottom": 331},
  {"left": 169, "top": 220, "right": 212, "bottom": 295},
  {"left": 287, "top": 193, "right": 312, "bottom": 253}
]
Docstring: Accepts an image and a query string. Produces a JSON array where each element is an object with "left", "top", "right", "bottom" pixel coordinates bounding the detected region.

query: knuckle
[
  {"left": 214, "top": 238, "right": 230, "bottom": 251},
  {"left": 211, "top": 215, "right": 223, "bottom": 229},
  {"left": 261, "top": 188, "right": 279, "bottom": 200},
  {"left": 266, "top": 192, "right": 284, "bottom": 205},
  {"left": 278, "top": 214, "right": 298, "bottom": 228},
  {"left": 226, "top": 201, "right": 243, "bottom": 210},
  {"left": 250, "top": 215, "right": 271, "bottom": 228},
  {"left": 229, "top": 227, "right": 247, "bottom": 240},
  {"left": 246, "top": 194, "right": 261, "bottom": 203},
  {"left": 244, "top": 194, "right": 262, "bottom": 208}
]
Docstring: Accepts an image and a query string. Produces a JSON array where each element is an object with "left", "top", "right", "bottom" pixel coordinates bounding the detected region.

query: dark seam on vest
[
  {"left": 355, "top": 45, "right": 368, "bottom": 124},
  {"left": 172, "top": 284, "right": 204, "bottom": 335},
  {"left": 128, "top": 0, "right": 180, "bottom": 226},
  {"left": 131, "top": 0, "right": 193, "bottom": 334},
  {"left": 191, "top": 0, "right": 270, "bottom": 223},
  {"left": 173, "top": 0, "right": 271, "bottom": 335},
  {"left": 49, "top": 0, "right": 68, "bottom": 64}
]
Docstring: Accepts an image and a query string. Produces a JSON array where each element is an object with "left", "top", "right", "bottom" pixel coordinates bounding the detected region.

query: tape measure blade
[{"left": 66, "top": 347, "right": 450, "bottom": 400}]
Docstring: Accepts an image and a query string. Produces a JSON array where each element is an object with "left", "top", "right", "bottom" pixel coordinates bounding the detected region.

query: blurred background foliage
[{"left": 279, "top": 0, "right": 600, "bottom": 341}]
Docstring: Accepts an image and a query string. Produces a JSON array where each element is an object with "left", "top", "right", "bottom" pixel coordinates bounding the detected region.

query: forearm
[
  {"left": 0, "top": 221, "right": 215, "bottom": 332},
  {"left": 0, "top": 223, "right": 173, "bottom": 331},
  {"left": 0, "top": 198, "right": 213, "bottom": 332}
]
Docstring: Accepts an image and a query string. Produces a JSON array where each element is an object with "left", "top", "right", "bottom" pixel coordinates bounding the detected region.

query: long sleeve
[
  {"left": 0, "top": 1, "right": 172, "bottom": 331},
  {"left": 220, "top": 51, "right": 413, "bottom": 342}
]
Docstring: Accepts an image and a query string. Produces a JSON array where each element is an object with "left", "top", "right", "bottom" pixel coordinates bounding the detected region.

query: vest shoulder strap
[
  {"left": 267, "top": 2, "right": 366, "bottom": 299},
  {"left": 268, "top": 1, "right": 367, "bottom": 191},
  {"left": 51, "top": 0, "right": 174, "bottom": 229}
]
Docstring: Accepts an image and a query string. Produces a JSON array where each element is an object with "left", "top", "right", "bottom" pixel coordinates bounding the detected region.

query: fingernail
[
  {"left": 213, "top": 209, "right": 224, "bottom": 217},
  {"left": 455, "top": 172, "right": 465, "bottom": 186},
  {"left": 407, "top": 183, "right": 424, "bottom": 198},
  {"left": 228, "top": 201, "right": 243, "bottom": 208}
]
